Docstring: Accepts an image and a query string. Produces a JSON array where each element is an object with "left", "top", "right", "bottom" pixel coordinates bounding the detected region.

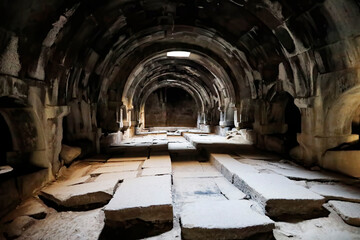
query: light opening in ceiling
[{"left": 167, "top": 51, "right": 191, "bottom": 57}]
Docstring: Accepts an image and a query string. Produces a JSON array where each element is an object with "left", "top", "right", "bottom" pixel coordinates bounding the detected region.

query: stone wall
[{"left": 145, "top": 88, "right": 198, "bottom": 128}]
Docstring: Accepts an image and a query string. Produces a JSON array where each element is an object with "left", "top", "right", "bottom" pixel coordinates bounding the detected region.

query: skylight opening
[{"left": 167, "top": 51, "right": 191, "bottom": 57}]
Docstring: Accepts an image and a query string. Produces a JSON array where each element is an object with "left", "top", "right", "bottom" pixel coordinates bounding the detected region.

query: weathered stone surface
[
  {"left": 57, "top": 163, "right": 92, "bottom": 181},
  {"left": 327, "top": 200, "right": 360, "bottom": 226},
  {"left": 104, "top": 175, "right": 173, "bottom": 223},
  {"left": 172, "top": 161, "right": 223, "bottom": 178},
  {"left": 235, "top": 158, "right": 347, "bottom": 182},
  {"left": 107, "top": 156, "right": 147, "bottom": 162},
  {"left": 58, "top": 176, "right": 90, "bottom": 186},
  {"left": 60, "top": 144, "right": 82, "bottom": 165},
  {"left": 143, "top": 155, "right": 171, "bottom": 168},
  {"left": 18, "top": 209, "right": 105, "bottom": 240},
  {"left": 103, "top": 175, "right": 173, "bottom": 239},
  {"left": 40, "top": 180, "right": 118, "bottom": 209},
  {"left": 173, "top": 177, "right": 227, "bottom": 203},
  {"left": 94, "top": 172, "right": 137, "bottom": 182},
  {"left": 141, "top": 167, "right": 172, "bottom": 176},
  {"left": 91, "top": 161, "right": 142, "bottom": 175},
  {"left": 83, "top": 154, "right": 109, "bottom": 163},
  {"left": 274, "top": 214, "right": 360, "bottom": 240},
  {"left": 213, "top": 178, "right": 246, "bottom": 200},
  {"left": 0, "top": 35, "right": 21, "bottom": 76},
  {"left": 309, "top": 183, "right": 360, "bottom": 202},
  {"left": 2, "top": 197, "right": 48, "bottom": 223},
  {"left": 211, "top": 154, "right": 326, "bottom": 218},
  {"left": 180, "top": 200, "right": 275, "bottom": 240},
  {"left": 3, "top": 216, "right": 35, "bottom": 239}
]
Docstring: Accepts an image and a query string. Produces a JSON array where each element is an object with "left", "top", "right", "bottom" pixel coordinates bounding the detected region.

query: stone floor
[{"left": 1, "top": 134, "right": 360, "bottom": 240}]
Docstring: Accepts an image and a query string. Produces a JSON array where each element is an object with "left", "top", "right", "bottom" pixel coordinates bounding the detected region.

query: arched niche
[
  {"left": 322, "top": 86, "right": 360, "bottom": 177},
  {"left": 0, "top": 97, "right": 47, "bottom": 170}
]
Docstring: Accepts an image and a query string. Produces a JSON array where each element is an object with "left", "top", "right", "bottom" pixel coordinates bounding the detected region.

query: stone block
[{"left": 180, "top": 200, "right": 274, "bottom": 240}]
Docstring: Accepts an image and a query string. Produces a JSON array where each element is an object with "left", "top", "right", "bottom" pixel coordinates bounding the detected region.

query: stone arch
[
  {"left": 141, "top": 85, "right": 201, "bottom": 128},
  {"left": 325, "top": 85, "right": 360, "bottom": 137},
  {"left": 0, "top": 96, "right": 47, "bottom": 169}
]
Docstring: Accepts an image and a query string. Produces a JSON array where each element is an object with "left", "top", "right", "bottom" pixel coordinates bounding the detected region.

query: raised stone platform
[
  {"left": 40, "top": 179, "right": 118, "bottom": 210},
  {"left": 210, "top": 154, "right": 326, "bottom": 219},
  {"left": 180, "top": 200, "right": 275, "bottom": 240},
  {"left": 102, "top": 175, "right": 173, "bottom": 239}
]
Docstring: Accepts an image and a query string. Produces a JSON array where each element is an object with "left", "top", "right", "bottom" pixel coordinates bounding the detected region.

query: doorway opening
[{"left": 144, "top": 87, "right": 198, "bottom": 130}]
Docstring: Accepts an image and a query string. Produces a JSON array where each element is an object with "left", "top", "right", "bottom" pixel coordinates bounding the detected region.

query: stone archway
[
  {"left": 322, "top": 86, "right": 360, "bottom": 177},
  {"left": 144, "top": 87, "right": 199, "bottom": 129},
  {"left": 0, "top": 97, "right": 47, "bottom": 170}
]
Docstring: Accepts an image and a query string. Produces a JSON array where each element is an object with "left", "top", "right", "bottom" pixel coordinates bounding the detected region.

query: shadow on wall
[{"left": 0, "top": 113, "right": 12, "bottom": 167}]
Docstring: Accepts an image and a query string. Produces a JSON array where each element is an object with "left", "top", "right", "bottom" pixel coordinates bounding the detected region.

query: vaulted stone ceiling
[{"left": 0, "top": 0, "right": 360, "bottom": 179}]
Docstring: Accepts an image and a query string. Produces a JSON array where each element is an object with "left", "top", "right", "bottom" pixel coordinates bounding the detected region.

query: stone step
[
  {"left": 180, "top": 200, "right": 275, "bottom": 240},
  {"left": 308, "top": 183, "right": 360, "bottom": 202},
  {"left": 90, "top": 161, "right": 142, "bottom": 175},
  {"left": 140, "top": 154, "right": 172, "bottom": 176},
  {"left": 327, "top": 200, "right": 360, "bottom": 226},
  {"left": 18, "top": 209, "right": 105, "bottom": 240},
  {"left": 210, "top": 154, "right": 326, "bottom": 219},
  {"left": 102, "top": 175, "right": 173, "bottom": 239},
  {"left": 143, "top": 155, "right": 172, "bottom": 169},
  {"left": 173, "top": 177, "right": 228, "bottom": 203},
  {"left": 172, "top": 161, "right": 223, "bottom": 178},
  {"left": 40, "top": 179, "right": 118, "bottom": 210},
  {"left": 233, "top": 158, "right": 348, "bottom": 182}
]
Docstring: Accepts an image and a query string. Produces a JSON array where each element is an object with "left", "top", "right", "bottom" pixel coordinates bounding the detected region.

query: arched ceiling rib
[
  {"left": 133, "top": 73, "right": 213, "bottom": 112},
  {"left": 123, "top": 52, "right": 236, "bottom": 111},
  {"left": 138, "top": 81, "right": 207, "bottom": 114},
  {"left": 1, "top": 0, "right": 359, "bottom": 129}
]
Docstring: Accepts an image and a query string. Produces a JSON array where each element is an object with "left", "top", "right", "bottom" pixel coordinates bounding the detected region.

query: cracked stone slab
[
  {"left": 211, "top": 154, "right": 326, "bottom": 218},
  {"left": 213, "top": 178, "right": 246, "bottom": 200},
  {"left": 173, "top": 171, "right": 223, "bottom": 178},
  {"left": 308, "top": 183, "right": 360, "bottom": 202},
  {"left": 90, "top": 161, "right": 142, "bottom": 175},
  {"left": 210, "top": 153, "right": 257, "bottom": 182},
  {"left": 234, "top": 172, "right": 326, "bottom": 218},
  {"left": 104, "top": 175, "right": 173, "bottom": 224},
  {"left": 143, "top": 155, "right": 171, "bottom": 169},
  {"left": 57, "top": 176, "right": 90, "bottom": 186},
  {"left": 235, "top": 158, "right": 348, "bottom": 182},
  {"left": 3, "top": 216, "right": 35, "bottom": 239},
  {"left": 173, "top": 177, "right": 226, "bottom": 203},
  {"left": 180, "top": 200, "right": 275, "bottom": 240},
  {"left": 172, "top": 161, "right": 222, "bottom": 178},
  {"left": 94, "top": 171, "right": 138, "bottom": 182},
  {"left": 40, "top": 179, "right": 118, "bottom": 209},
  {"left": 107, "top": 156, "right": 147, "bottom": 162},
  {"left": 168, "top": 142, "right": 196, "bottom": 151},
  {"left": 274, "top": 214, "right": 360, "bottom": 240},
  {"left": 18, "top": 209, "right": 104, "bottom": 240},
  {"left": 141, "top": 167, "right": 172, "bottom": 176},
  {"left": 2, "top": 197, "right": 48, "bottom": 223},
  {"left": 327, "top": 200, "right": 360, "bottom": 226}
]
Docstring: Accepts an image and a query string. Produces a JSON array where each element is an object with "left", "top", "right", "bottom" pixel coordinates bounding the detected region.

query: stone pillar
[
  {"left": 120, "top": 108, "right": 124, "bottom": 128},
  {"left": 125, "top": 108, "right": 137, "bottom": 138},
  {"left": 45, "top": 105, "right": 71, "bottom": 176},
  {"left": 219, "top": 106, "right": 234, "bottom": 128},
  {"left": 197, "top": 112, "right": 202, "bottom": 128},
  {"left": 234, "top": 109, "right": 239, "bottom": 129}
]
